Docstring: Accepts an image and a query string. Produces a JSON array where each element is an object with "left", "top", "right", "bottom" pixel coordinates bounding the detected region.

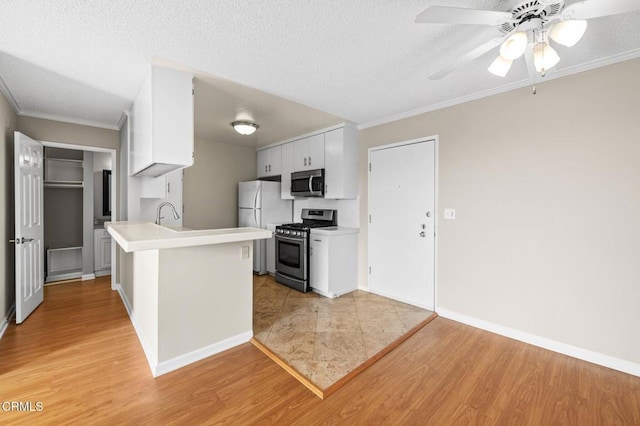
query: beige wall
[
  {"left": 18, "top": 116, "right": 119, "bottom": 150},
  {"left": 183, "top": 138, "right": 257, "bottom": 229},
  {"left": 1, "top": 93, "right": 18, "bottom": 322},
  {"left": 359, "top": 58, "right": 640, "bottom": 365}
]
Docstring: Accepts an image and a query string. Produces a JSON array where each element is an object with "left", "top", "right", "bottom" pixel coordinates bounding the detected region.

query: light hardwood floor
[{"left": 1, "top": 277, "right": 639, "bottom": 424}]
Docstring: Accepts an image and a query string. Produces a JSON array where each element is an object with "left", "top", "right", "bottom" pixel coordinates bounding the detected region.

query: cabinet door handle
[
  {"left": 265, "top": 165, "right": 268, "bottom": 173},
  {"left": 304, "top": 157, "right": 307, "bottom": 166},
  {"left": 268, "top": 164, "right": 271, "bottom": 172},
  {"left": 308, "top": 156, "right": 311, "bottom": 166}
]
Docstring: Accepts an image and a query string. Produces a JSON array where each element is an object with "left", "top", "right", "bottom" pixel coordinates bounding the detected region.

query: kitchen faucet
[{"left": 156, "top": 202, "right": 180, "bottom": 225}]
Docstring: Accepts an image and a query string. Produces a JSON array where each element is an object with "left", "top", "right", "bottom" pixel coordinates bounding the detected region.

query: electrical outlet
[
  {"left": 241, "top": 246, "right": 250, "bottom": 259},
  {"left": 444, "top": 209, "right": 456, "bottom": 220}
]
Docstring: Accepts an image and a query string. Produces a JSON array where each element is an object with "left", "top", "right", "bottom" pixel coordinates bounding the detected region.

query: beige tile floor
[{"left": 253, "top": 274, "right": 434, "bottom": 390}]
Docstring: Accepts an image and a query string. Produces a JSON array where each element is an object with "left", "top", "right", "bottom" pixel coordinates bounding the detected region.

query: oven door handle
[{"left": 276, "top": 234, "right": 305, "bottom": 243}]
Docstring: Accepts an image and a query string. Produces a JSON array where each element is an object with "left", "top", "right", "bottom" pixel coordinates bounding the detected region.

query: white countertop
[
  {"left": 106, "top": 221, "right": 271, "bottom": 252},
  {"left": 309, "top": 226, "right": 359, "bottom": 236}
]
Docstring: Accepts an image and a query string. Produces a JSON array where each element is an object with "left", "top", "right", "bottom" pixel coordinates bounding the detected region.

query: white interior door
[
  {"left": 369, "top": 139, "right": 436, "bottom": 309},
  {"left": 14, "top": 132, "right": 45, "bottom": 323}
]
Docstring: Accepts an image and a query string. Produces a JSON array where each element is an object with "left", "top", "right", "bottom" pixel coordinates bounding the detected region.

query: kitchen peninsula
[{"left": 106, "top": 221, "right": 271, "bottom": 377}]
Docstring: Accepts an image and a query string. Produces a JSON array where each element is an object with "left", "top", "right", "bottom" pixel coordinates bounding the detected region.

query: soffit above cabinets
[
  {"left": 192, "top": 72, "right": 344, "bottom": 148},
  {"left": 0, "top": 1, "right": 639, "bottom": 134}
]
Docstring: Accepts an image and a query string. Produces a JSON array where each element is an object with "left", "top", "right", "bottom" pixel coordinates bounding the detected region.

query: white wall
[
  {"left": 359, "top": 58, "right": 640, "bottom": 367},
  {"left": 0, "top": 92, "right": 18, "bottom": 326},
  {"left": 183, "top": 138, "right": 257, "bottom": 230}
]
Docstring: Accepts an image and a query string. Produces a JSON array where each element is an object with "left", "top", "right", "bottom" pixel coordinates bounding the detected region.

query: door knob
[
  {"left": 426, "top": 211, "right": 431, "bottom": 217},
  {"left": 419, "top": 231, "right": 426, "bottom": 237},
  {"left": 9, "top": 237, "right": 34, "bottom": 244}
]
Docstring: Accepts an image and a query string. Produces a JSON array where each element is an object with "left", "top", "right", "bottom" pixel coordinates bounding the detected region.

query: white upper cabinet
[
  {"left": 130, "top": 65, "right": 194, "bottom": 178},
  {"left": 324, "top": 123, "right": 359, "bottom": 199},
  {"left": 257, "top": 145, "right": 282, "bottom": 178},
  {"left": 294, "top": 133, "right": 324, "bottom": 171},
  {"left": 280, "top": 142, "right": 295, "bottom": 199},
  {"left": 266, "top": 122, "right": 359, "bottom": 200}
]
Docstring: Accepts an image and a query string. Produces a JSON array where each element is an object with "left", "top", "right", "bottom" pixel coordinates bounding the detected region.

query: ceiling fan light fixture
[
  {"left": 499, "top": 31, "right": 528, "bottom": 60},
  {"left": 549, "top": 19, "right": 588, "bottom": 47},
  {"left": 488, "top": 55, "right": 513, "bottom": 77},
  {"left": 231, "top": 121, "right": 258, "bottom": 136},
  {"left": 533, "top": 42, "right": 560, "bottom": 73}
]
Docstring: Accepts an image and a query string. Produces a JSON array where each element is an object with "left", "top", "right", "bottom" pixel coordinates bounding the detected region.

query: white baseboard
[
  {"left": 82, "top": 273, "right": 96, "bottom": 281},
  {"left": 94, "top": 270, "right": 111, "bottom": 278},
  {"left": 154, "top": 331, "right": 253, "bottom": 377},
  {"left": 437, "top": 308, "right": 640, "bottom": 378},
  {"left": 114, "top": 284, "right": 157, "bottom": 375},
  {"left": 114, "top": 283, "right": 252, "bottom": 378},
  {"left": 0, "top": 304, "right": 16, "bottom": 340}
]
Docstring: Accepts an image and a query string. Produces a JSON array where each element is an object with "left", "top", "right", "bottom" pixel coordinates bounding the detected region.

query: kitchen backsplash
[{"left": 293, "top": 198, "right": 359, "bottom": 228}]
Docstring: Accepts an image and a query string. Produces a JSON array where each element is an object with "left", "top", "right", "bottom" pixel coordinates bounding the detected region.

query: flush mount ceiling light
[
  {"left": 417, "top": 0, "right": 640, "bottom": 80},
  {"left": 231, "top": 121, "right": 258, "bottom": 136}
]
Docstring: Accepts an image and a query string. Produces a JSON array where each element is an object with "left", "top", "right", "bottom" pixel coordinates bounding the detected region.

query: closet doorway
[{"left": 42, "top": 142, "right": 117, "bottom": 286}]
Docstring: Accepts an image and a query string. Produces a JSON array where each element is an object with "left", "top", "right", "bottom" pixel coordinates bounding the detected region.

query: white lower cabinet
[
  {"left": 309, "top": 230, "right": 358, "bottom": 298},
  {"left": 94, "top": 228, "right": 112, "bottom": 275}
]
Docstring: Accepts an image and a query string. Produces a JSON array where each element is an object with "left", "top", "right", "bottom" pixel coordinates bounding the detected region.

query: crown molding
[
  {"left": 358, "top": 49, "right": 640, "bottom": 130},
  {"left": 18, "top": 110, "right": 120, "bottom": 131},
  {"left": 0, "top": 73, "right": 21, "bottom": 114}
]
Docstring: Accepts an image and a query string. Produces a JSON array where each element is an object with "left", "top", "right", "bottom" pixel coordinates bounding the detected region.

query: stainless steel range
[{"left": 275, "top": 209, "right": 337, "bottom": 292}]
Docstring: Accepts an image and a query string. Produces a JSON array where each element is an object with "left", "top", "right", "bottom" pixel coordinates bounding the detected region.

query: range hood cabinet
[{"left": 130, "top": 65, "right": 194, "bottom": 178}]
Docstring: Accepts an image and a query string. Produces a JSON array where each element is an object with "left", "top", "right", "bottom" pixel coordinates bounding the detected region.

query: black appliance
[
  {"left": 290, "top": 169, "right": 325, "bottom": 197},
  {"left": 275, "top": 209, "right": 337, "bottom": 292}
]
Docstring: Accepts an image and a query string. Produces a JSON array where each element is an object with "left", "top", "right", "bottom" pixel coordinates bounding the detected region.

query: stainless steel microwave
[{"left": 291, "top": 169, "right": 325, "bottom": 197}]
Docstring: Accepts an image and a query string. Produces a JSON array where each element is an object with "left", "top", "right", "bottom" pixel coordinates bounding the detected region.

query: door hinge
[
  {"left": 369, "top": 214, "right": 371, "bottom": 223},
  {"left": 369, "top": 266, "right": 371, "bottom": 275},
  {"left": 369, "top": 163, "right": 371, "bottom": 172},
  {"left": 192, "top": 89, "right": 195, "bottom": 95}
]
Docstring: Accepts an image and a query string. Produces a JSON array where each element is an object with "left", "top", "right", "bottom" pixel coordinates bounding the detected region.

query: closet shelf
[
  {"left": 44, "top": 181, "right": 84, "bottom": 189},
  {"left": 45, "top": 157, "right": 84, "bottom": 164}
]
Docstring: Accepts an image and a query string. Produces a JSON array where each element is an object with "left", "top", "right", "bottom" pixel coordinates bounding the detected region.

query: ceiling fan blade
[
  {"left": 416, "top": 6, "right": 512, "bottom": 25},
  {"left": 562, "top": 0, "right": 640, "bottom": 20},
  {"left": 429, "top": 37, "right": 504, "bottom": 80}
]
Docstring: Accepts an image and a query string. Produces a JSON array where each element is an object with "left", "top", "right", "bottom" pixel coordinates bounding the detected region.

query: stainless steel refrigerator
[{"left": 238, "top": 180, "right": 292, "bottom": 274}]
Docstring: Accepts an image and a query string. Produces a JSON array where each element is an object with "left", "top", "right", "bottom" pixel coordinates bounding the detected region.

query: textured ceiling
[{"left": 0, "top": 0, "right": 639, "bottom": 146}]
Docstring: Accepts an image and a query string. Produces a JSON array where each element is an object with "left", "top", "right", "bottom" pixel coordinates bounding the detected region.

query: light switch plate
[
  {"left": 241, "top": 246, "right": 250, "bottom": 259},
  {"left": 444, "top": 209, "right": 456, "bottom": 220}
]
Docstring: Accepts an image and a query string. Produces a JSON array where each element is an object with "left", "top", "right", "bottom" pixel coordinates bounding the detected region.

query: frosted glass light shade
[
  {"left": 231, "top": 121, "right": 258, "bottom": 135},
  {"left": 533, "top": 43, "right": 560, "bottom": 73},
  {"left": 500, "top": 32, "right": 528, "bottom": 60},
  {"left": 488, "top": 55, "right": 513, "bottom": 77},
  {"left": 550, "top": 20, "right": 587, "bottom": 47}
]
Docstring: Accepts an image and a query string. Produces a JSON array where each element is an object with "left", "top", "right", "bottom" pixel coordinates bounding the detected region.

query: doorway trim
[
  {"left": 41, "top": 141, "right": 117, "bottom": 291},
  {"left": 367, "top": 135, "right": 439, "bottom": 311}
]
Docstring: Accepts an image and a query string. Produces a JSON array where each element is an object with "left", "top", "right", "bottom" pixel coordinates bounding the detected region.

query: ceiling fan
[{"left": 417, "top": 0, "right": 640, "bottom": 79}]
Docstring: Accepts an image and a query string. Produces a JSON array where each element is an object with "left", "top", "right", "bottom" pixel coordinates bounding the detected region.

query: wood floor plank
[{"left": 1, "top": 277, "right": 639, "bottom": 424}]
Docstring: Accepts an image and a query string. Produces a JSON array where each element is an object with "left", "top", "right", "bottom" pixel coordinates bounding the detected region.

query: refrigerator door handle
[
  {"left": 254, "top": 184, "right": 261, "bottom": 210},
  {"left": 254, "top": 208, "right": 259, "bottom": 228}
]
